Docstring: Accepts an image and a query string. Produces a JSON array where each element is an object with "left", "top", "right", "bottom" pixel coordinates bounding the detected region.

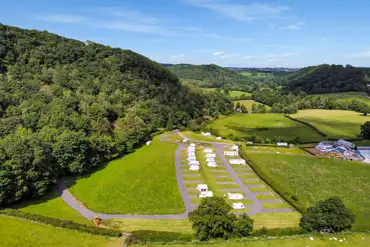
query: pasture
[
  {"left": 208, "top": 113, "right": 323, "bottom": 143},
  {"left": 291, "top": 109, "right": 370, "bottom": 139},
  {"left": 229, "top": 90, "right": 251, "bottom": 98},
  {"left": 11, "top": 189, "right": 90, "bottom": 225},
  {"left": 309, "top": 91, "right": 370, "bottom": 106},
  {"left": 69, "top": 135, "right": 185, "bottom": 214},
  {"left": 236, "top": 100, "right": 271, "bottom": 112},
  {"left": 0, "top": 215, "right": 118, "bottom": 247},
  {"left": 247, "top": 153, "right": 370, "bottom": 228}
]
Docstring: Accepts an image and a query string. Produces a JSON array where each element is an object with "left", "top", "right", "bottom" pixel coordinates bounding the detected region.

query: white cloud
[
  {"left": 347, "top": 51, "right": 370, "bottom": 58},
  {"left": 282, "top": 21, "right": 306, "bottom": 31},
  {"left": 213, "top": 51, "right": 225, "bottom": 56},
  {"left": 184, "top": 0, "right": 290, "bottom": 22}
]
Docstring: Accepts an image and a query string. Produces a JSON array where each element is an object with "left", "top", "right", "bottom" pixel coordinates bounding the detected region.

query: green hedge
[
  {"left": 0, "top": 209, "right": 122, "bottom": 237},
  {"left": 239, "top": 148, "right": 306, "bottom": 213},
  {"left": 284, "top": 115, "right": 327, "bottom": 138}
]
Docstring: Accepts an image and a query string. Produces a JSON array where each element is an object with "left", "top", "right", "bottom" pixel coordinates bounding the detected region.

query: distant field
[
  {"left": 208, "top": 113, "right": 323, "bottom": 143},
  {"left": 181, "top": 131, "right": 234, "bottom": 143},
  {"left": 202, "top": 88, "right": 250, "bottom": 98},
  {"left": 144, "top": 233, "right": 370, "bottom": 247},
  {"left": 291, "top": 109, "right": 370, "bottom": 139},
  {"left": 236, "top": 100, "right": 271, "bottom": 112},
  {"left": 0, "top": 215, "right": 118, "bottom": 247},
  {"left": 309, "top": 91, "right": 370, "bottom": 105},
  {"left": 240, "top": 71, "right": 274, "bottom": 78},
  {"left": 69, "top": 135, "right": 184, "bottom": 214},
  {"left": 11, "top": 189, "right": 90, "bottom": 225},
  {"left": 247, "top": 153, "right": 370, "bottom": 229}
]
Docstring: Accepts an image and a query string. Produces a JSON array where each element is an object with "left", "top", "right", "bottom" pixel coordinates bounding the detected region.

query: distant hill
[
  {"left": 167, "top": 64, "right": 253, "bottom": 91},
  {"left": 283, "top": 64, "right": 369, "bottom": 94}
]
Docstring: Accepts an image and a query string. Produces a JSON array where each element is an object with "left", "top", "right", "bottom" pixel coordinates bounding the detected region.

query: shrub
[
  {"left": 300, "top": 197, "right": 355, "bottom": 233},
  {"left": 0, "top": 209, "right": 122, "bottom": 237},
  {"left": 233, "top": 213, "right": 253, "bottom": 237}
]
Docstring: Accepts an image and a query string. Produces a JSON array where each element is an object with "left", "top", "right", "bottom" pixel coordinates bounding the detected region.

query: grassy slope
[
  {"left": 0, "top": 215, "right": 117, "bottom": 247},
  {"left": 208, "top": 113, "right": 323, "bottom": 142},
  {"left": 229, "top": 90, "right": 251, "bottom": 98},
  {"left": 236, "top": 100, "right": 271, "bottom": 112},
  {"left": 309, "top": 92, "right": 370, "bottom": 106},
  {"left": 142, "top": 234, "right": 370, "bottom": 247},
  {"left": 10, "top": 189, "right": 90, "bottom": 225},
  {"left": 69, "top": 135, "right": 184, "bottom": 214},
  {"left": 247, "top": 153, "right": 370, "bottom": 228},
  {"left": 291, "top": 109, "right": 370, "bottom": 139}
]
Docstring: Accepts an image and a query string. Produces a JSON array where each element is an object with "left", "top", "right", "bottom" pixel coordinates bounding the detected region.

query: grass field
[
  {"left": 181, "top": 131, "right": 234, "bottom": 143},
  {"left": 247, "top": 153, "right": 370, "bottom": 228},
  {"left": 140, "top": 233, "right": 370, "bottom": 247},
  {"left": 236, "top": 100, "right": 271, "bottom": 113},
  {"left": 309, "top": 92, "right": 370, "bottom": 106},
  {"left": 208, "top": 113, "right": 323, "bottom": 142},
  {"left": 291, "top": 109, "right": 370, "bottom": 139},
  {"left": 229, "top": 90, "right": 251, "bottom": 98},
  {"left": 0, "top": 215, "right": 119, "bottom": 247},
  {"left": 243, "top": 146, "right": 307, "bottom": 155},
  {"left": 69, "top": 135, "right": 184, "bottom": 214},
  {"left": 11, "top": 189, "right": 90, "bottom": 225}
]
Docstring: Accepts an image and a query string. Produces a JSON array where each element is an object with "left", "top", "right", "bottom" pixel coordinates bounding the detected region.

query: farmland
[
  {"left": 236, "top": 100, "right": 271, "bottom": 112},
  {"left": 0, "top": 215, "right": 118, "bottom": 247},
  {"left": 68, "top": 135, "right": 185, "bottom": 214},
  {"left": 246, "top": 152, "right": 370, "bottom": 228},
  {"left": 309, "top": 91, "right": 370, "bottom": 106},
  {"left": 208, "top": 113, "right": 323, "bottom": 142},
  {"left": 291, "top": 109, "right": 370, "bottom": 139}
]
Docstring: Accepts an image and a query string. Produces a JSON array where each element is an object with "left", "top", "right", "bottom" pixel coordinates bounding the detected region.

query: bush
[
  {"left": 300, "top": 197, "right": 355, "bottom": 233},
  {"left": 0, "top": 209, "right": 122, "bottom": 237},
  {"left": 233, "top": 213, "right": 253, "bottom": 237}
]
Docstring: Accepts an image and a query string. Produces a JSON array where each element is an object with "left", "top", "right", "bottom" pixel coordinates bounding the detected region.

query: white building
[
  {"left": 316, "top": 141, "right": 335, "bottom": 152},
  {"left": 207, "top": 162, "right": 217, "bottom": 167},
  {"left": 189, "top": 165, "right": 199, "bottom": 171},
  {"left": 204, "top": 148, "right": 213, "bottom": 153},
  {"left": 277, "top": 142, "right": 288, "bottom": 147},
  {"left": 225, "top": 193, "right": 243, "bottom": 200},
  {"left": 205, "top": 153, "right": 216, "bottom": 158},
  {"left": 229, "top": 159, "right": 246, "bottom": 165},
  {"left": 146, "top": 141, "right": 152, "bottom": 146},
  {"left": 336, "top": 139, "right": 356, "bottom": 149},
  {"left": 201, "top": 132, "right": 211, "bottom": 136},
  {"left": 232, "top": 202, "right": 245, "bottom": 209},
  {"left": 231, "top": 145, "right": 239, "bottom": 150},
  {"left": 224, "top": 151, "right": 238, "bottom": 156},
  {"left": 206, "top": 157, "right": 215, "bottom": 162}
]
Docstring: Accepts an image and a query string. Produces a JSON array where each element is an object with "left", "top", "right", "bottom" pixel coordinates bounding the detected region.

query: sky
[{"left": 1, "top": 0, "right": 370, "bottom": 67}]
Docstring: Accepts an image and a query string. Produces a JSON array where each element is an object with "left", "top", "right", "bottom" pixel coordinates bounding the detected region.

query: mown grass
[
  {"left": 181, "top": 131, "right": 234, "bottom": 143},
  {"left": 244, "top": 146, "right": 307, "bottom": 155},
  {"left": 208, "top": 113, "right": 323, "bottom": 143},
  {"left": 69, "top": 135, "right": 185, "bottom": 214},
  {"left": 142, "top": 233, "right": 370, "bottom": 247},
  {"left": 291, "top": 109, "right": 370, "bottom": 139},
  {"left": 248, "top": 153, "right": 370, "bottom": 228},
  {"left": 229, "top": 90, "right": 251, "bottom": 98},
  {"left": 10, "top": 189, "right": 90, "bottom": 225},
  {"left": 236, "top": 100, "right": 271, "bottom": 112},
  {"left": 0, "top": 215, "right": 118, "bottom": 247},
  {"left": 252, "top": 212, "right": 301, "bottom": 229}
]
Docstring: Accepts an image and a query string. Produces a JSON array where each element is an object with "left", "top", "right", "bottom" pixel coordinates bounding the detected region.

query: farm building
[
  {"left": 225, "top": 193, "right": 243, "bottom": 200},
  {"left": 189, "top": 165, "right": 199, "bottom": 171},
  {"left": 207, "top": 162, "right": 217, "bottom": 167},
  {"left": 206, "top": 157, "right": 215, "bottom": 162},
  {"left": 336, "top": 139, "right": 356, "bottom": 149},
  {"left": 232, "top": 202, "right": 245, "bottom": 209},
  {"left": 229, "top": 159, "right": 246, "bottom": 165},
  {"left": 204, "top": 148, "right": 213, "bottom": 153},
  {"left": 316, "top": 141, "right": 335, "bottom": 152},
  {"left": 146, "top": 141, "right": 152, "bottom": 146},
  {"left": 205, "top": 153, "right": 216, "bottom": 158},
  {"left": 201, "top": 132, "right": 211, "bottom": 136},
  {"left": 231, "top": 145, "right": 239, "bottom": 150},
  {"left": 224, "top": 151, "right": 238, "bottom": 156},
  {"left": 277, "top": 142, "right": 288, "bottom": 147}
]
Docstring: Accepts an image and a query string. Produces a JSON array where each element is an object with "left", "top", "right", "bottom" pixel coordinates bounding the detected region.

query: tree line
[{"left": 0, "top": 24, "right": 233, "bottom": 206}]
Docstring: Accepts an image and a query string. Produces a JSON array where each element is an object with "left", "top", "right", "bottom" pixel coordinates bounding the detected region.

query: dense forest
[
  {"left": 282, "top": 64, "right": 369, "bottom": 94},
  {"left": 0, "top": 24, "right": 233, "bottom": 206},
  {"left": 167, "top": 64, "right": 255, "bottom": 91}
]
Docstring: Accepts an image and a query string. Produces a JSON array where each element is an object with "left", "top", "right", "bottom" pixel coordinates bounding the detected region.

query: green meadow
[
  {"left": 236, "top": 100, "right": 271, "bottom": 112},
  {"left": 309, "top": 91, "right": 370, "bottom": 106}
]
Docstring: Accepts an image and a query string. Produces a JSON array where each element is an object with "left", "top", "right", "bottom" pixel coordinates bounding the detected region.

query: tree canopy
[{"left": 0, "top": 23, "right": 233, "bottom": 206}]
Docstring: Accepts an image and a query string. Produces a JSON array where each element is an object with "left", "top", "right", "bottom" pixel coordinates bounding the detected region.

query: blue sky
[{"left": 1, "top": 0, "right": 370, "bottom": 67}]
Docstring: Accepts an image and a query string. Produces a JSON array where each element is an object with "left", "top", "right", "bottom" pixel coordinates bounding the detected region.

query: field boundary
[
  {"left": 238, "top": 147, "right": 306, "bottom": 214},
  {"left": 0, "top": 209, "right": 122, "bottom": 237},
  {"left": 284, "top": 115, "right": 327, "bottom": 138}
]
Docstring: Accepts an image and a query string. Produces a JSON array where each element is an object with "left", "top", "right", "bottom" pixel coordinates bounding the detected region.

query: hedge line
[
  {"left": 238, "top": 148, "right": 306, "bottom": 213},
  {"left": 284, "top": 115, "right": 327, "bottom": 138},
  {"left": 0, "top": 209, "right": 122, "bottom": 237}
]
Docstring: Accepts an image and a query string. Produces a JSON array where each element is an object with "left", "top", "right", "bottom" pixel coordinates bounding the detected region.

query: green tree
[
  {"left": 360, "top": 121, "right": 370, "bottom": 139},
  {"left": 166, "top": 115, "right": 173, "bottom": 130},
  {"left": 300, "top": 197, "right": 355, "bottom": 233},
  {"left": 235, "top": 102, "right": 241, "bottom": 109},
  {"left": 232, "top": 213, "right": 254, "bottom": 237}
]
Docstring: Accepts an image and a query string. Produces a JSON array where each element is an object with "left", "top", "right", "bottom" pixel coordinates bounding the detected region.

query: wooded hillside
[
  {"left": 0, "top": 24, "right": 233, "bottom": 206},
  {"left": 283, "top": 64, "right": 368, "bottom": 94},
  {"left": 167, "top": 64, "right": 254, "bottom": 91}
]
